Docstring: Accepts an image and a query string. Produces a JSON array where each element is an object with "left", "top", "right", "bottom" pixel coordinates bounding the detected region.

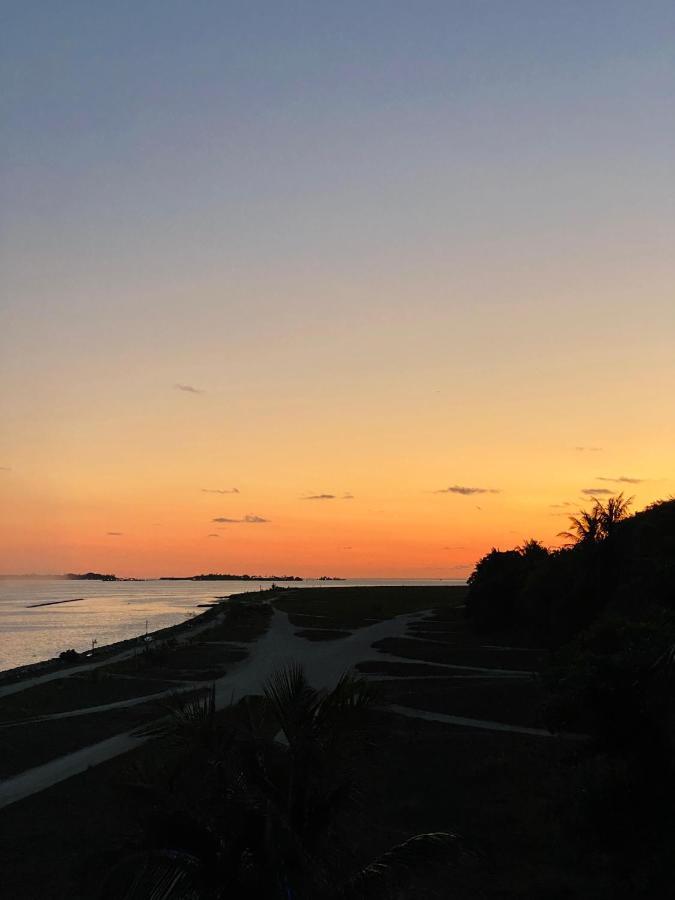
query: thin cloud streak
[
  {"left": 596, "top": 475, "right": 643, "bottom": 484},
  {"left": 435, "top": 485, "right": 501, "bottom": 496},
  {"left": 107, "top": 532, "right": 123, "bottom": 536},
  {"left": 581, "top": 488, "right": 613, "bottom": 495},
  {"left": 212, "top": 515, "right": 268, "bottom": 524},
  {"left": 174, "top": 383, "right": 204, "bottom": 394},
  {"left": 202, "top": 488, "right": 239, "bottom": 494},
  {"left": 301, "top": 491, "right": 354, "bottom": 501}
]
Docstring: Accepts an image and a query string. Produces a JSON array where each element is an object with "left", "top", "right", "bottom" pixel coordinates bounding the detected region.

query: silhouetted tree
[
  {"left": 467, "top": 540, "right": 550, "bottom": 631},
  {"left": 558, "top": 506, "right": 603, "bottom": 546},
  {"left": 598, "top": 492, "right": 633, "bottom": 537},
  {"left": 558, "top": 493, "right": 633, "bottom": 546}
]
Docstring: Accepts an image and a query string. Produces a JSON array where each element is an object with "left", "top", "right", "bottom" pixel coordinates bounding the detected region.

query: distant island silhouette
[
  {"left": 66, "top": 572, "right": 118, "bottom": 581},
  {"left": 160, "top": 573, "right": 303, "bottom": 582},
  {"left": 0, "top": 572, "right": 343, "bottom": 582}
]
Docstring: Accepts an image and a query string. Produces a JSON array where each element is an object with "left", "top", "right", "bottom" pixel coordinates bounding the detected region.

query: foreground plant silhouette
[{"left": 99, "top": 664, "right": 474, "bottom": 899}]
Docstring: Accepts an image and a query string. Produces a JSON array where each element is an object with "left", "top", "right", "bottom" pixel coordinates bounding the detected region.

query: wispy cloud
[
  {"left": 302, "top": 491, "right": 354, "bottom": 501},
  {"left": 443, "top": 545, "right": 466, "bottom": 550},
  {"left": 174, "top": 383, "right": 204, "bottom": 394},
  {"left": 596, "top": 475, "right": 643, "bottom": 484},
  {"left": 574, "top": 446, "right": 602, "bottom": 452},
  {"left": 212, "top": 514, "right": 268, "bottom": 524},
  {"left": 434, "top": 485, "right": 500, "bottom": 496},
  {"left": 207, "top": 533, "right": 220, "bottom": 538},
  {"left": 581, "top": 487, "right": 613, "bottom": 496},
  {"left": 107, "top": 531, "right": 123, "bottom": 536},
  {"left": 549, "top": 502, "right": 573, "bottom": 508},
  {"left": 0, "top": 466, "right": 11, "bottom": 471},
  {"left": 202, "top": 488, "right": 239, "bottom": 494}
]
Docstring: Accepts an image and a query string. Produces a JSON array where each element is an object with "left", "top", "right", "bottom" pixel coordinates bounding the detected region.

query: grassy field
[
  {"left": 0, "top": 672, "right": 174, "bottom": 722},
  {"left": 275, "top": 584, "right": 467, "bottom": 626},
  {"left": 0, "top": 699, "right": 167, "bottom": 778}
]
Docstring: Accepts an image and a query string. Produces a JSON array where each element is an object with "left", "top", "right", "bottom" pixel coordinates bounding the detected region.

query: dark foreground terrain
[{"left": 0, "top": 584, "right": 650, "bottom": 897}]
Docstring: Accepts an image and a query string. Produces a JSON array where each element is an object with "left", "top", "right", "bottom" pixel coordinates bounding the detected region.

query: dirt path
[
  {"left": 384, "top": 704, "right": 585, "bottom": 740},
  {"left": 0, "top": 682, "right": 202, "bottom": 728}
]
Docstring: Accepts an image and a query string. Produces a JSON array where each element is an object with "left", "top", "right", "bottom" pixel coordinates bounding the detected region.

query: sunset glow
[{"left": 2, "top": 2, "right": 673, "bottom": 577}]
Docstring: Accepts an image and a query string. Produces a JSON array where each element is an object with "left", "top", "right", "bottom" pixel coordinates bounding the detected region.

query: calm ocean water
[{"left": 0, "top": 578, "right": 464, "bottom": 672}]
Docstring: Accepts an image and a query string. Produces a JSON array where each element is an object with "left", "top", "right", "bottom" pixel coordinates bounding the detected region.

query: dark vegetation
[
  {"left": 94, "top": 666, "right": 474, "bottom": 899},
  {"left": 467, "top": 495, "right": 675, "bottom": 895}
]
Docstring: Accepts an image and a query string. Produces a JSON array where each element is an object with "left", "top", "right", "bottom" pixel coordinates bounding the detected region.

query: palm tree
[
  {"left": 597, "top": 492, "right": 633, "bottom": 536},
  {"left": 558, "top": 493, "right": 633, "bottom": 546},
  {"left": 558, "top": 505, "right": 604, "bottom": 546},
  {"left": 261, "top": 663, "right": 374, "bottom": 846}
]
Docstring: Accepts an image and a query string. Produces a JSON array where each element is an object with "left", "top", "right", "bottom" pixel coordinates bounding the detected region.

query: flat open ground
[{"left": 0, "top": 585, "right": 600, "bottom": 898}]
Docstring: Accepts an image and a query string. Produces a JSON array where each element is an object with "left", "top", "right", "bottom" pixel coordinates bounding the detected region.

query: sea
[{"left": 0, "top": 578, "right": 465, "bottom": 672}]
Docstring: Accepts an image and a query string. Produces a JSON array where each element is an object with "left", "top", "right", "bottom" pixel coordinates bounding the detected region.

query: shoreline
[{"left": 0, "top": 588, "right": 272, "bottom": 689}]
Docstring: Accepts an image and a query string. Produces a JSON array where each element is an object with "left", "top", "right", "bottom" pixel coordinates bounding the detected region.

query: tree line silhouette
[{"left": 468, "top": 493, "right": 675, "bottom": 894}]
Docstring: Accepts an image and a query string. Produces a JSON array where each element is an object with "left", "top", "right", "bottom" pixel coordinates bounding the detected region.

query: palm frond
[
  {"left": 263, "top": 662, "right": 318, "bottom": 747},
  {"left": 162, "top": 685, "right": 217, "bottom": 745},
  {"left": 339, "top": 831, "right": 477, "bottom": 898},
  {"left": 99, "top": 850, "right": 202, "bottom": 900}
]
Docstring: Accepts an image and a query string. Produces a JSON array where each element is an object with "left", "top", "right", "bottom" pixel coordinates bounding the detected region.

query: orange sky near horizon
[{"left": 1, "top": 389, "right": 672, "bottom": 578}]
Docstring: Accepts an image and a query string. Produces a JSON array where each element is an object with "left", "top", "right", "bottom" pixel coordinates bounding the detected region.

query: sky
[{"left": 1, "top": 1, "right": 674, "bottom": 577}]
